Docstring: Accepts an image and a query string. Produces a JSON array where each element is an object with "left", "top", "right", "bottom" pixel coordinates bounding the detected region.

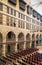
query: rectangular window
[
  {"left": 37, "top": 13, "right": 40, "bottom": 20},
  {"left": 7, "top": 6, "right": 10, "bottom": 14},
  {"left": 21, "top": 14, "right": 25, "bottom": 20},
  {"left": 20, "top": 2, "right": 25, "bottom": 9},
  {"left": 29, "top": 7, "right": 33, "bottom": 15},
  {"left": 18, "top": 12, "right": 25, "bottom": 20},
  {"left": 26, "top": 23, "right": 31, "bottom": 30},
  {"left": 8, "top": 0, "right": 16, "bottom": 5},
  {"left": 18, "top": 12, "right": 21, "bottom": 18},
  {"left": 18, "top": 20, "right": 21, "bottom": 28},
  {"left": 19, "top": 1, "right": 26, "bottom": 11},
  {"left": 26, "top": 16, "right": 31, "bottom": 22},
  {"left": 10, "top": 17, "right": 13, "bottom": 26},
  {"left": 14, "top": 10, "right": 16, "bottom": 16},
  {"left": 6, "top": 16, "right": 10, "bottom": 26},
  {"left": 13, "top": 18, "right": 16, "bottom": 27},
  {"left": 21, "top": 14, "right": 23, "bottom": 19},
  {"left": 11, "top": 8, "right": 13, "bottom": 15},
  {"left": 21, "top": 21, "right": 22, "bottom": 28},
  {"left": 0, "top": 13, "right": 2, "bottom": 24},
  {"left": 0, "top": 3, "right": 3, "bottom": 11},
  {"left": 23, "top": 21, "right": 25, "bottom": 28},
  {"left": 33, "top": 10, "right": 37, "bottom": 18},
  {"left": 27, "top": 5, "right": 29, "bottom": 14},
  {"left": 23, "top": 15, "right": 25, "bottom": 20}
]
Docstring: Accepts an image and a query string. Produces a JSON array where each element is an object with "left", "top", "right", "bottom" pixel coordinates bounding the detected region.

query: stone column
[
  {"left": 38, "top": 35, "right": 40, "bottom": 46},
  {"left": 30, "top": 41, "right": 32, "bottom": 48},
  {"left": 34, "top": 41, "right": 36, "bottom": 48},
  {"left": 30, "top": 35, "right": 32, "bottom": 48},
  {"left": 2, "top": 34, "right": 6, "bottom": 56},
  {"left": 15, "top": 43, "right": 18, "bottom": 52},
  {"left": 38, "top": 39, "right": 40, "bottom": 46},
  {"left": 2, "top": 44, "right": 6, "bottom": 56},
  {"left": 15, "top": 36, "right": 18, "bottom": 52},
  {"left": 24, "top": 35, "right": 26, "bottom": 50}
]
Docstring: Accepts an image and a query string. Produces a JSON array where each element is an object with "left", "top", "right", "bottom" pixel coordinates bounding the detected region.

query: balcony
[
  {"left": 27, "top": 5, "right": 33, "bottom": 15},
  {"left": 37, "top": 13, "right": 40, "bottom": 20},
  {"left": 33, "top": 10, "right": 37, "bottom": 18},
  {"left": 8, "top": 0, "right": 16, "bottom": 5},
  {"left": 27, "top": 5, "right": 29, "bottom": 14},
  {"left": 40, "top": 16, "right": 42, "bottom": 22},
  {"left": 19, "top": 0, "right": 26, "bottom": 11}
]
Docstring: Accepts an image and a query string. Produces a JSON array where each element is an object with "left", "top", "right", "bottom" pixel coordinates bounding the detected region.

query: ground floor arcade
[{"left": 0, "top": 31, "right": 41, "bottom": 56}]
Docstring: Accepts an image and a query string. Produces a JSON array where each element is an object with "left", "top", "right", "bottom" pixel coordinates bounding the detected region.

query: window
[
  {"left": 0, "top": 13, "right": 2, "bottom": 24},
  {"left": 32, "top": 19, "right": 36, "bottom": 24},
  {"left": 8, "top": 0, "right": 16, "bottom": 5},
  {"left": 18, "top": 12, "right": 21, "bottom": 18},
  {"left": 23, "top": 15, "right": 25, "bottom": 20},
  {"left": 29, "top": 7, "right": 33, "bottom": 15},
  {"left": 18, "top": 20, "right": 25, "bottom": 29},
  {"left": 19, "top": 0, "right": 26, "bottom": 11},
  {"left": 26, "top": 16, "right": 31, "bottom": 22},
  {"left": 27, "top": 6, "right": 33, "bottom": 15},
  {"left": 13, "top": 18, "right": 16, "bottom": 27},
  {"left": 21, "top": 21, "right": 25, "bottom": 28},
  {"left": 14, "top": 10, "right": 16, "bottom": 16},
  {"left": 18, "top": 12, "right": 25, "bottom": 20},
  {"left": 26, "top": 23, "right": 31, "bottom": 30},
  {"left": 40, "top": 23, "right": 42, "bottom": 26},
  {"left": 7, "top": 6, "right": 10, "bottom": 14},
  {"left": 13, "top": 22, "right": 16, "bottom": 27},
  {"left": 23, "top": 21, "right": 25, "bottom": 28},
  {"left": 20, "top": 2, "right": 25, "bottom": 9},
  {"left": 0, "top": 3, "right": 3, "bottom": 11},
  {"left": 27, "top": 5, "right": 29, "bottom": 14},
  {"left": 10, "top": 17, "right": 13, "bottom": 26},
  {"left": 11, "top": 8, "right": 13, "bottom": 15},
  {"left": 21, "top": 14, "right": 23, "bottom": 19},
  {"left": 6, "top": 16, "right": 10, "bottom": 26},
  {"left": 33, "top": 10, "right": 37, "bottom": 18},
  {"left": 37, "top": 13, "right": 40, "bottom": 20},
  {"left": 21, "top": 14, "right": 25, "bottom": 20}
]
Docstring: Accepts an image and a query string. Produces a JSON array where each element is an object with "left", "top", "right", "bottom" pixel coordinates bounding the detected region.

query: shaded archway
[
  {"left": 6, "top": 31, "right": 16, "bottom": 42},
  {"left": 6, "top": 31, "right": 16, "bottom": 54},
  {"left": 36, "top": 34, "right": 39, "bottom": 46},
  {"left": 31, "top": 34, "right": 35, "bottom": 48},
  {"left": 18, "top": 32, "right": 24, "bottom": 52},
  {"left": 26, "top": 33, "right": 30, "bottom": 49},
  {"left": 0, "top": 33, "right": 3, "bottom": 56}
]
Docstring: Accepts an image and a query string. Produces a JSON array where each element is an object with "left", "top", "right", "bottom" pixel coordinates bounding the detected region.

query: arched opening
[
  {"left": 6, "top": 31, "right": 16, "bottom": 54},
  {"left": 36, "top": 34, "right": 39, "bottom": 46},
  {"left": 6, "top": 31, "right": 16, "bottom": 42},
  {"left": 0, "top": 33, "right": 3, "bottom": 56},
  {"left": 26, "top": 33, "right": 30, "bottom": 49},
  {"left": 32, "top": 34, "right": 35, "bottom": 48},
  {"left": 18, "top": 32, "right": 24, "bottom": 52}
]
